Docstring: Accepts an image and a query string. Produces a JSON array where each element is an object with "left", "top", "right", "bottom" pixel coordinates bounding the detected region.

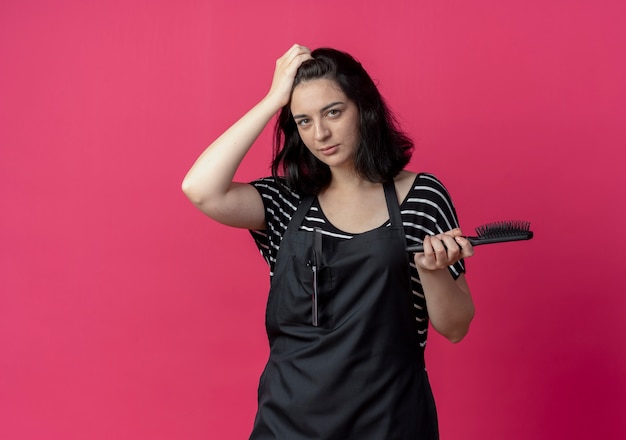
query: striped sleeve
[
  {"left": 404, "top": 173, "right": 465, "bottom": 279},
  {"left": 248, "top": 177, "right": 300, "bottom": 276}
]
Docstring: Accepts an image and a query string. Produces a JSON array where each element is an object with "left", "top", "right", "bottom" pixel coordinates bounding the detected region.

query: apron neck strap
[{"left": 383, "top": 181, "right": 403, "bottom": 227}]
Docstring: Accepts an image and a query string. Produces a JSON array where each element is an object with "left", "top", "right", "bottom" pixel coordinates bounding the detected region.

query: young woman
[{"left": 182, "top": 44, "right": 475, "bottom": 439}]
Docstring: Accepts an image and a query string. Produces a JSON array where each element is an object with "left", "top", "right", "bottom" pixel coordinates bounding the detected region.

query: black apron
[{"left": 250, "top": 182, "right": 438, "bottom": 440}]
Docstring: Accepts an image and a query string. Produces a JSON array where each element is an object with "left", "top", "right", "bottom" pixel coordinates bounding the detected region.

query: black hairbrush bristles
[
  {"left": 406, "top": 220, "right": 534, "bottom": 252},
  {"left": 474, "top": 220, "right": 533, "bottom": 243}
]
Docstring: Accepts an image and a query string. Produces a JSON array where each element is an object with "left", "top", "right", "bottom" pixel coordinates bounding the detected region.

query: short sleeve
[
  {"left": 409, "top": 173, "right": 466, "bottom": 279},
  {"left": 248, "top": 177, "right": 300, "bottom": 275}
]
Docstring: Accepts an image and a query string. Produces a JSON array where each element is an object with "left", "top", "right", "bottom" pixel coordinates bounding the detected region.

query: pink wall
[{"left": 1, "top": 1, "right": 625, "bottom": 438}]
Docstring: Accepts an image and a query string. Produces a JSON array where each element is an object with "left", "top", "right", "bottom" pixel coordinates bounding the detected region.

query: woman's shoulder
[
  {"left": 395, "top": 169, "right": 449, "bottom": 195},
  {"left": 394, "top": 169, "right": 418, "bottom": 184},
  {"left": 250, "top": 176, "right": 301, "bottom": 212},
  {"left": 399, "top": 170, "right": 449, "bottom": 191},
  {"left": 251, "top": 176, "right": 299, "bottom": 196},
  {"left": 396, "top": 170, "right": 457, "bottom": 210}
]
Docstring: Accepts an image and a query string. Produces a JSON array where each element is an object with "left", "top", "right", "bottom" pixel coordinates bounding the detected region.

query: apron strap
[
  {"left": 287, "top": 194, "right": 315, "bottom": 232},
  {"left": 383, "top": 181, "right": 403, "bottom": 227}
]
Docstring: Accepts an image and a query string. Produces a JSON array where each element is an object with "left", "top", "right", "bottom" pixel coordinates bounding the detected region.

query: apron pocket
[{"left": 276, "top": 256, "right": 334, "bottom": 329}]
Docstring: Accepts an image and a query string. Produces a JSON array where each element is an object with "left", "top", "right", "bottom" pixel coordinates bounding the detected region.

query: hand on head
[{"left": 267, "top": 44, "right": 313, "bottom": 107}]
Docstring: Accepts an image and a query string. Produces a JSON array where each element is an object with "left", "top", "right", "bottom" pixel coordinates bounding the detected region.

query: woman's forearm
[
  {"left": 181, "top": 95, "right": 282, "bottom": 208},
  {"left": 419, "top": 269, "right": 474, "bottom": 343}
]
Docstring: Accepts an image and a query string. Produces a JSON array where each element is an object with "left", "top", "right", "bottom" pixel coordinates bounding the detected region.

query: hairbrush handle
[{"left": 406, "top": 231, "right": 534, "bottom": 253}]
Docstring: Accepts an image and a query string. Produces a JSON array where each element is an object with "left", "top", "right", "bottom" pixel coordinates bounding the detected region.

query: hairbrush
[{"left": 406, "top": 220, "right": 534, "bottom": 252}]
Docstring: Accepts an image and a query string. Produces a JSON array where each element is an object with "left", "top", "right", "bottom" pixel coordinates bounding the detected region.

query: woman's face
[{"left": 290, "top": 78, "right": 360, "bottom": 171}]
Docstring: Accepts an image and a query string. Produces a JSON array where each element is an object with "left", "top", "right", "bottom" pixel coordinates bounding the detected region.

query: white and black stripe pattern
[{"left": 249, "top": 173, "right": 465, "bottom": 350}]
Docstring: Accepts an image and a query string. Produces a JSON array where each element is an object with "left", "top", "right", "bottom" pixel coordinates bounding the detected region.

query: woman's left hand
[{"left": 414, "top": 228, "right": 474, "bottom": 271}]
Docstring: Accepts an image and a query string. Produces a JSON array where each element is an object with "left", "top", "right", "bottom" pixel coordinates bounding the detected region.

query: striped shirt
[{"left": 249, "top": 173, "right": 465, "bottom": 349}]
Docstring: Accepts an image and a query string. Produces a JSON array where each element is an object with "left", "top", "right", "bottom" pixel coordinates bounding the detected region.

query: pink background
[{"left": 2, "top": 0, "right": 625, "bottom": 439}]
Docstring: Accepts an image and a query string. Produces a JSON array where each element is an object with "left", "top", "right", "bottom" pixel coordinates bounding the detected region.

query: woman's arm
[
  {"left": 415, "top": 229, "right": 475, "bottom": 343},
  {"left": 181, "top": 44, "right": 312, "bottom": 229}
]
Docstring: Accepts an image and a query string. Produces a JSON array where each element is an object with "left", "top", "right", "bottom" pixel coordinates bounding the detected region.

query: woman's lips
[{"left": 319, "top": 145, "right": 338, "bottom": 156}]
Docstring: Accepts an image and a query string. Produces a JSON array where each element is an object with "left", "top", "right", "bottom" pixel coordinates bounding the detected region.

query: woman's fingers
[
  {"left": 455, "top": 235, "right": 475, "bottom": 258},
  {"left": 414, "top": 230, "right": 474, "bottom": 271},
  {"left": 283, "top": 44, "right": 311, "bottom": 61},
  {"left": 416, "top": 236, "right": 446, "bottom": 271},
  {"left": 267, "top": 44, "right": 313, "bottom": 105}
]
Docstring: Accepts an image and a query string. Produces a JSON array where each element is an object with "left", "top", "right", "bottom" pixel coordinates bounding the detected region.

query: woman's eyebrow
[{"left": 293, "top": 101, "right": 344, "bottom": 119}]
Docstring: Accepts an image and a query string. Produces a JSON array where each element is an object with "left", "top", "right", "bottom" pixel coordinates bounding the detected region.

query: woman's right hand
[{"left": 266, "top": 44, "right": 313, "bottom": 107}]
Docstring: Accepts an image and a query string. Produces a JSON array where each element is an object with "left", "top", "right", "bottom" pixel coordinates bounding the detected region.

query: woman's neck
[{"left": 325, "top": 167, "right": 375, "bottom": 192}]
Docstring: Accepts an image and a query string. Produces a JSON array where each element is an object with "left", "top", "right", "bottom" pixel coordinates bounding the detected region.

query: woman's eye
[
  {"left": 296, "top": 118, "right": 310, "bottom": 126},
  {"left": 326, "top": 109, "right": 340, "bottom": 117}
]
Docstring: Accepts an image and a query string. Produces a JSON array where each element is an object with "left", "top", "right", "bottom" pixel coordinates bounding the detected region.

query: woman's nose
[{"left": 313, "top": 120, "right": 330, "bottom": 141}]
